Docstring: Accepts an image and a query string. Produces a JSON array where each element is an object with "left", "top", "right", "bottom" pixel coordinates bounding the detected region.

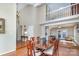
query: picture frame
[{"left": 0, "top": 18, "right": 5, "bottom": 33}]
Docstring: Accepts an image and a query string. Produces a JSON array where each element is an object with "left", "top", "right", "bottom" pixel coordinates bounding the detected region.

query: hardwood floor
[
  {"left": 1, "top": 40, "right": 79, "bottom": 56},
  {"left": 59, "top": 40, "right": 79, "bottom": 56}
]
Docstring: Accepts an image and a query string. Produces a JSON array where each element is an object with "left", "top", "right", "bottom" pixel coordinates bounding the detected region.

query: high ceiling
[{"left": 16, "top": 3, "right": 42, "bottom": 11}]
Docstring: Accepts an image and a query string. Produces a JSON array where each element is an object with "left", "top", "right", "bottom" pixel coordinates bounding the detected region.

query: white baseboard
[
  {"left": 0, "top": 49, "right": 16, "bottom": 56},
  {"left": 73, "top": 40, "right": 79, "bottom": 46}
]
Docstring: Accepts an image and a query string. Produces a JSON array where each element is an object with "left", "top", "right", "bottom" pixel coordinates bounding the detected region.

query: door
[
  {"left": 58, "top": 31, "right": 61, "bottom": 39},
  {"left": 16, "top": 14, "right": 23, "bottom": 49},
  {"left": 16, "top": 25, "right": 22, "bottom": 49}
]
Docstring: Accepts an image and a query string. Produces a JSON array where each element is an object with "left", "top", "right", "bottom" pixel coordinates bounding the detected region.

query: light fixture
[
  {"left": 33, "top": 3, "right": 42, "bottom": 7},
  {"left": 58, "top": 26, "right": 62, "bottom": 28}
]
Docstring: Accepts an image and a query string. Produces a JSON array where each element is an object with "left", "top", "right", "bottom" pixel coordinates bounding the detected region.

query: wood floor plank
[{"left": 1, "top": 40, "right": 79, "bottom": 56}]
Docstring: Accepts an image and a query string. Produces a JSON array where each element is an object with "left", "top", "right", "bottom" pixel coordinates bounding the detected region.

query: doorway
[{"left": 57, "top": 29, "right": 68, "bottom": 40}]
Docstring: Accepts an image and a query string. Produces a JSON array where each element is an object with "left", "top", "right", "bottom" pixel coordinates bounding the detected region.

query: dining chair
[
  {"left": 37, "top": 37, "right": 40, "bottom": 44},
  {"left": 31, "top": 37, "right": 42, "bottom": 56},
  {"left": 26, "top": 40, "right": 34, "bottom": 56},
  {"left": 43, "top": 39, "right": 59, "bottom": 56},
  {"left": 26, "top": 37, "right": 41, "bottom": 56},
  {"left": 53, "top": 39, "right": 59, "bottom": 56}
]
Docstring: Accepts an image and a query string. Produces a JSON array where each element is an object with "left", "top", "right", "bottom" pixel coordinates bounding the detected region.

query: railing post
[
  {"left": 46, "top": 3, "right": 79, "bottom": 20},
  {"left": 76, "top": 4, "right": 77, "bottom": 14}
]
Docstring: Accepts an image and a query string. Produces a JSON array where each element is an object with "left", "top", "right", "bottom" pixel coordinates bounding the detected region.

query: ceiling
[
  {"left": 49, "top": 23, "right": 76, "bottom": 29},
  {"left": 16, "top": 3, "right": 42, "bottom": 11}
]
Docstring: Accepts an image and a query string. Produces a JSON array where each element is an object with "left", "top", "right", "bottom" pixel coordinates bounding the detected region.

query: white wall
[
  {"left": 18, "top": 4, "right": 46, "bottom": 37},
  {"left": 19, "top": 5, "right": 38, "bottom": 36},
  {"left": 0, "top": 4, "right": 16, "bottom": 55},
  {"left": 76, "top": 31, "right": 79, "bottom": 45},
  {"left": 36, "top": 4, "right": 46, "bottom": 37},
  {"left": 74, "top": 24, "right": 79, "bottom": 45},
  {"left": 49, "top": 27, "right": 74, "bottom": 38}
]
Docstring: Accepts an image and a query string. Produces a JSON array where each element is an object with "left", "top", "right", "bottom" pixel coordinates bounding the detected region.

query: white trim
[
  {"left": 0, "top": 49, "right": 16, "bottom": 55},
  {"left": 73, "top": 39, "right": 79, "bottom": 46},
  {"left": 40, "top": 14, "right": 79, "bottom": 26},
  {"left": 47, "top": 3, "right": 78, "bottom": 15}
]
